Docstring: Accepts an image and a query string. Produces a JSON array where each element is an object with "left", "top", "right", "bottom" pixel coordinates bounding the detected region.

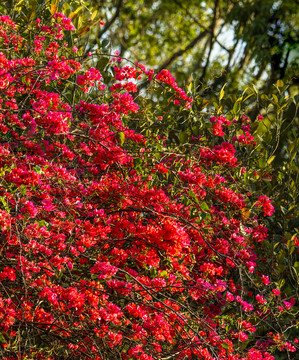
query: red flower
[{"left": 256, "top": 195, "right": 275, "bottom": 216}]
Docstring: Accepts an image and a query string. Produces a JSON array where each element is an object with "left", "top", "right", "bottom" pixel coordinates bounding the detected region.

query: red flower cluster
[
  {"left": 156, "top": 69, "right": 193, "bottom": 107},
  {"left": 77, "top": 67, "right": 104, "bottom": 92},
  {"left": 210, "top": 115, "right": 231, "bottom": 137},
  {"left": 256, "top": 195, "right": 275, "bottom": 216}
]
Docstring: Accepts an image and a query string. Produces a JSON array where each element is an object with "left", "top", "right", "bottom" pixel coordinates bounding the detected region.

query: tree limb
[
  {"left": 83, "top": 0, "right": 123, "bottom": 58},
  {"left": 98, "top": 0, "right": 123, "bottom": 40},
  {"left": 157, "top": 29, "right": 209, "bottom": 72}
]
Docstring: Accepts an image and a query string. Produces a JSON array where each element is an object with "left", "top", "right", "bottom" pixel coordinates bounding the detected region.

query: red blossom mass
[{"left": 0, "top": 13, "right": 297, "bottom": 360}]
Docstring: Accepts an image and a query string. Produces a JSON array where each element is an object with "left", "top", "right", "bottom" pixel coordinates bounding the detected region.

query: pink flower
[
  {"left": 246, "top": 261, "right": 256, "bottom": 273},
  {"left": 226, "top": 291, "right": 234, "bottom": 301},
  {"left": 256, "top": 294, "right": 267, "bottom": 305},
  {"left": 283, "top": 301, "right": 292, "bottom": 310},
  {"left": 242, "top": 301, "right": 254, "bottom": 312},
  {"left": 238, "top": 332, "right": 248, "bottom": 342},
  {"left": 213, "top": 121, "right": 225, "bottom": 136},
  {"left": 261, "top": 275, "right": 270, "bottom": 285},
  {"left": 90, "top": 262, "right": 118, "bottom": 279},
  {"left": 155, "top": 163, "right": 169, "bottom": 174},
  {"left": 21, "top": 201, "right": 38, "bottom": 218},
  {"left": 289, "top": 297, "right": 296, "bottom": 305},
  {"left": 272, "top": 289, "right": 281, "bottom": 296},
  {"left": 256, "top": 195, "right": 275, "bottom": 216}
]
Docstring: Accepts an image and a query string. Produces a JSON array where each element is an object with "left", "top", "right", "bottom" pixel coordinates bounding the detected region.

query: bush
[{"left": 0, "top": 13, "right": 297, "bottom": 360}]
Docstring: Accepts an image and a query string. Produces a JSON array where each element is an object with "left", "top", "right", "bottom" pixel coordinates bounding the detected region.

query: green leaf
[
  {"left": 278, "top": 279, "right": 285, "bottom": 288},
  {"left": 252, "top": 84, "right": 259, "bottom": 95},
  {"left": 160, "top": 270, "right": 168, "bottom": 278},
  {"left": 101, "top": 39, "right": 110, "bottom": 48},
  {"left": 133, "top": 158, "right": 142, "bottom": 169},
  {"left": 243, "top": 93, "right": 254, "bottom": 102},
  {"left": 232, "top": 100, "right": 241, "bottom": 114},
  {"left": 267, "top": 155, "right": 275, "bottom": 165},
  {"left": 200, "top": 202, "right": 209, "bottom": 211},
  {"left": 178, "top": 131, "right": 188, "bottom": 144},
  {"left": 178, "top": 258, "right": 185, "bottom": 265},
  {"left": 21, "top": 76, "right": 28, "bottom": 85},
  {"left": 0, "top": 197, "right": 10, "bottom": 213},
  {"left": 33, "top": 165, "right": 43, "bottom": 174},
  {"left": 258, "top": 157, "right": 267, "bottom": 169},
  {"left": 186, "top": 82, "right": 193, "bottom": 94},
  {"left": 96, "top": 56, "right": 109, "bottom": 70},
  {"left": 272, "top": 94, "right": 278, "bottom": 104},
  {"left": 38, "top": 220, "right": 49, "bottom": 228},
  {"left": 90, "top": 10, "right": 98, "bottom": 21},
  {"left": 188, "top": 190, "right": 200, "bottom": 204},
  {"left": 116, "top": 132, "right": 125, "bottom": 146},
  {"left": 219, "top": 83, "right": 227, "bottom": 101}
]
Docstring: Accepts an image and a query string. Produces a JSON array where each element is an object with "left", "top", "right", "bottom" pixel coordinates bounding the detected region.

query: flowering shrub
[{"left": 0, "top": 13, "right": 297, "bottom": 360}]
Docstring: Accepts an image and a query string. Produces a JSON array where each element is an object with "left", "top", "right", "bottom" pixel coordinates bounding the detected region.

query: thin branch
[
  {"left": 98, "top": 0, "right": 123, "bottom": 40},
  {"left": 83, "top": 0, "right": 123, "bottom": 59},
  {"left": 157, "top": 29, "right": 209, "bottom": 72},
  {"left": 173, "top": 0, "right": 230, "bottom": 52},
  {"left": 199, "top": 0, "right": 220, "bottom": 83}
]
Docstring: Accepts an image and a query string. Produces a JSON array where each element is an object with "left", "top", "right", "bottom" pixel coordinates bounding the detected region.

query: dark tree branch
[
  {"left": 173, "top": 0, "right": 230, "bottom": 52},
  {"left": 280, "top": 48, "right": 290, "bottom": 79},
  {"left": 186, "top": 36, "right": 210, "bottom": 84},
  {"left": 199, "top": 0, "right": 221, "bottom": 83},
  {"left": 157, "top": 29, "right": 209, "bottom": 72},
  {"left": 98, "top": 0, "right": 123, "bottom": 40},
  {"left": 83, "top": 0, "right": 123, "bottom": 58}
]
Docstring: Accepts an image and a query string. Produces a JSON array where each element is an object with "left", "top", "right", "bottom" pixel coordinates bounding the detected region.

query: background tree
[{"left": 1, "top": 0, "right": 298, "bottom": 93}]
